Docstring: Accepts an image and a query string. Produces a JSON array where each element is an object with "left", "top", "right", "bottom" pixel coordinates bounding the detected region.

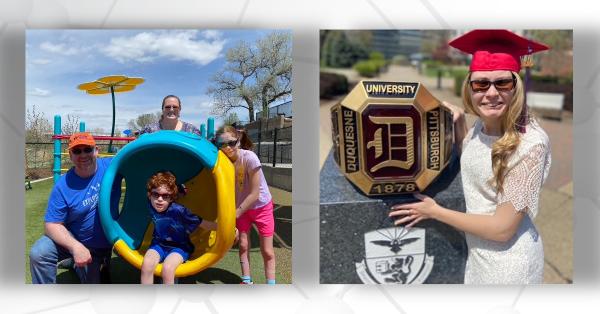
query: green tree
[
  {"left": 526, "top": 30, "right": 573, "bottom": 78},
  {"left": 321, "top": 31, "right": 369, "bottom": 68}
]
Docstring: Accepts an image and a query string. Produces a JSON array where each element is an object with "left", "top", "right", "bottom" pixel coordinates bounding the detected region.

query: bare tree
[
  {"left": 25, "top": 105, "right": 52, "bottom": 142},
  {"left": 128, "top": 111, "right": 161, "bottom": 132},
  {"left": 25, "top": 105, "right": 52, "bottom": 175},
  {"left": 89, "top": 127, "right": 107, "bottom": 135},
  {"left": 255, "top": 32, "right": 292, "bottom": 119},
  {"left": 207, "top": 31, "right": 292, "bottom": 122},
  {"left": 62, "top": 114, "right": 81, "bottom": 135}
]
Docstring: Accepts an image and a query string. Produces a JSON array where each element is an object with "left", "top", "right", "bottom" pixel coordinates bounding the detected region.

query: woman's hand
[
  {"left": 440, "top": 101, "right": 468, "bottom": 151},
  {"left": 389, "top": 193, "right": 441, "bottom": 228},
  {"left": 441, "top": 101, "right": 465, "bottom": 124}
]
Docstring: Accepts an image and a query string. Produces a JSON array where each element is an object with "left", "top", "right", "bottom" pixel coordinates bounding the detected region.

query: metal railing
[
  {"left": 247, "top": 125, "right": 292, "bottom": 167},
  {"left": 255, "top": 101, "right": 293, "bottom": 120},
  {"left": 25, "top": 141, "right": 129, "bottom": 179}
]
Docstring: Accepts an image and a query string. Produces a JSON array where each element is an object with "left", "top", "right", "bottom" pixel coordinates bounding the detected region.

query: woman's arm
[
  {"left": 236, "top": 167, "right": 262, "bottom": 218},
  {"left": 392, "top": 138, "right": 549, "bottom": 243},
  {"left": 389, "top": 194, "right": 525, "bottom": 243}
]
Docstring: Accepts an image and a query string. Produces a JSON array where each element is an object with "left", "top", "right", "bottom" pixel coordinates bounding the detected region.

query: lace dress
[{"left": 460, "top": 119, "right": 551, "bottom": 284}]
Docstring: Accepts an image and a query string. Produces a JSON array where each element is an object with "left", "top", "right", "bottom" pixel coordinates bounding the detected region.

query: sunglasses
[
  {"left": 469, "top": 75, "right": 516, "bottom": 93},
  {"left": 71, "top": 147, "right": 94, "bottom": 155},
  {"left": 164, "top": 105, "right": 180, "bottom": 110},
  {"left": 218, "top": 139, "right": 238, "bottom": 149},
  {"left": 150, "top": 191, "right": 173, "bottom": 201}
]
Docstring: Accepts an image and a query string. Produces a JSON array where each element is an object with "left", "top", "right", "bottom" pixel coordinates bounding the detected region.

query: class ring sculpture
[
  {"left": 330, "top": 80, "right": 454, "bottom": 196},
  {"left": 98, "top": 131, "right": 236, "bottom": 277}
]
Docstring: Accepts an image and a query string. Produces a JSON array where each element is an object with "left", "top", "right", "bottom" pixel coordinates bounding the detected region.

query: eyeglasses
[
  {"left": 150, "top": 191, "right": 173, "bottom": 201},
  {"left": 71, "top": 147, "right": 94, "bottom": 155},
  {"left": 469, "top": 75, "right": 516, "bottom": 93},
  {"left": 164, "top": 105, "right": 180, "bottom": 110},
  {"left": 218, "top": 139, "right": 238, "bottom": 149}
]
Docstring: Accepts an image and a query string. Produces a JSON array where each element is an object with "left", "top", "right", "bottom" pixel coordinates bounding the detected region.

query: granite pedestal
[{"left": 320, "top": 150, "right": 467, "bottom": 284}]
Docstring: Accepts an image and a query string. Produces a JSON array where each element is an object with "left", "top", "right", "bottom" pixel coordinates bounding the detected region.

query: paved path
[{"left": 320, "top": 65, "right": 573, "bottom": 283}]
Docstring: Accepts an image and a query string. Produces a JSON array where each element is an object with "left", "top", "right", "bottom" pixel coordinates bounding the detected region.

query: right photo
[{"left": 319, "top": 29, "right": 573, "bottom": 284}]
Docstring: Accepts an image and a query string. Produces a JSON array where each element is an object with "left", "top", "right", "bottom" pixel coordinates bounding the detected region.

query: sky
[{"left": 26, "top": 29, "right": 291, "bottom": 134}]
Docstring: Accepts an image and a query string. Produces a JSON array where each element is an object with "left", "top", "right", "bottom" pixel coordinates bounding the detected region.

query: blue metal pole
[
  {"left": 207, "top": 117, "right": 215, "bottom": 140},
  {"left": 79, "top": 121, "right": 85, "bottom": 132},
  {"left": 200, "top": 124, "right": 206, "bottom": 138},
  {"left": 53, "top": 115, "right": 62, "bottom": 184}
]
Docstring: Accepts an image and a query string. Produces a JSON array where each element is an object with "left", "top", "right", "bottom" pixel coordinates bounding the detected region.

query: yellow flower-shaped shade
[{"left": 77, "top": 75, "right": 144, "bottom": 95}]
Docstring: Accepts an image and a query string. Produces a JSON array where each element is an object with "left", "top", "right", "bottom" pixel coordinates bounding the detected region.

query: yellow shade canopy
[{"left": 77, "top": 75, "right": 144, "bottom": 95}]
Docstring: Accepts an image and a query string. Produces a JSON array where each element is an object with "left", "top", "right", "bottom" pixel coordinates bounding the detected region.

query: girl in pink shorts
[{"left": 218, "top": 126, "right": 276, "bottom": 284}]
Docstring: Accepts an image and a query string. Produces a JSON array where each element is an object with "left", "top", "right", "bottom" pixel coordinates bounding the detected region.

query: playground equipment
[
  {"left": 53, "top": 115, "right": 233, "bottom": 277},
  {"left": 77, "top": 75, "right": 145, "bottom": 153},
  {"left": 52, "top": 115, "right": 135, "bottom": 183}
]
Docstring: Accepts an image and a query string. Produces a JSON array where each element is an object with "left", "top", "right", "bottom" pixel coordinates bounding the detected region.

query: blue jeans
[{"left": 29, "top": 235, "right": 111, "bottom": 284}]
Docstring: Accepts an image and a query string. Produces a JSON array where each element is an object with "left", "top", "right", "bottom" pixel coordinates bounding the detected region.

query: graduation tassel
[{"left": 518, "top": 46, "right": 534, "bottom": 133}]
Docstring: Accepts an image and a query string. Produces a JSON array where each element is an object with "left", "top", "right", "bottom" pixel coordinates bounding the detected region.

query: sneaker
[{"left": 240, "top": 281, "right": 254, "bottom": 284}]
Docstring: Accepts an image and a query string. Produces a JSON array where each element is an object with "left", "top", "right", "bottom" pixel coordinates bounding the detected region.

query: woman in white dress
[{"left": 389, "top": 30, "right": 552, "bottom": 284}]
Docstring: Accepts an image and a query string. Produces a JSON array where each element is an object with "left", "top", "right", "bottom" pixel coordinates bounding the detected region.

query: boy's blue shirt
[{"left": 149, "top": 202, "right": 202, "bottom": 253}]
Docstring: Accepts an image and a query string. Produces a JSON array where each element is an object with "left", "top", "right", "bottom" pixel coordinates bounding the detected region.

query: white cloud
[
  {"left": 102, "top": 30, "right": 226, "bottom": 66},
  {"left": 31, "top": 58, "right": 51, "bottom": 65},
  {"left": 27, "top": 88, "right": 51, "bottom": 97},
  {"left": 40, "top": 41, "right": 83, "bottom": 56},
  {"left": 202, "top": 30, "right": 222, "bottom": 40}
]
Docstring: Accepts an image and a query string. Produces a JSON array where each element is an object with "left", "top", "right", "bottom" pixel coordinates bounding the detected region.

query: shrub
[
  {"left": 452, "top": 69, "right": 469, "bottom": 97},
  {"left": 320, "top": 71, "right": 349, "bottom": 99},
  {"left": 369, "top": 51, "right": 385, "bottom": 61},
  {"left": 353, "top": 60, "right": 378, "bottom": 77}
]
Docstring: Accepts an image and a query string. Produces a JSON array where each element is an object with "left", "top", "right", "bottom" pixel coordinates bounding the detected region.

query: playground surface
[{"left": 25, "top": 179, "right": 292, "bottom": 284}]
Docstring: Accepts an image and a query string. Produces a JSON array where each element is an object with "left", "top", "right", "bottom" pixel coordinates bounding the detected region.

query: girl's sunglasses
[
  {"left": 150, "top": 191, "right": 173, "bottom": 201},
  {"left": 71, "top": 146, "right": 94, "bottom": 155},
  {"left": 218, "top": 139, "right": 238, "bottom": 149},
  {"left": 469, "top": 75, "right": 516, "bottom": 93}
]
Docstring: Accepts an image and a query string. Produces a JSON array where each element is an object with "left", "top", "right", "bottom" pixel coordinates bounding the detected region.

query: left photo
[{"left": 25, "top": 29, "right": 292, "bottom": 284}]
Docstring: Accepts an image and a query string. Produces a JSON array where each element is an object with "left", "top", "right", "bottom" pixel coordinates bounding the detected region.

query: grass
[{"left": 25, "top": 178, "right": 292, "bottom": 284}]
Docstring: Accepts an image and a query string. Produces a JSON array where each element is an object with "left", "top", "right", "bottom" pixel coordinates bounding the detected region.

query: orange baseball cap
[{"left": 68, "top": 132, "right": 96, "bottom": 150}]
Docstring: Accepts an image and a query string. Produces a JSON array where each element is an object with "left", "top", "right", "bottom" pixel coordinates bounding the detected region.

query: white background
[{"left": 1, "top": 0, "right": 599, "bottom": 313}]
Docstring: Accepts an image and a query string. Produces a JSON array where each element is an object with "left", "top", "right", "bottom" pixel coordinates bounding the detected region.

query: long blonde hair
[{"left": 461, "top": 71, "right": 526, "bottom": 193}]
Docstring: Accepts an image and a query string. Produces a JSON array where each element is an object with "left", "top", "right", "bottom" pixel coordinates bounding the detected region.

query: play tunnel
[{"left": 98, "top": 130, "right": 236, "bottom": 277}]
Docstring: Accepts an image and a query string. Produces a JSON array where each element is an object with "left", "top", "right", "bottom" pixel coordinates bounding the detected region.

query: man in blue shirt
[{"left": 30, "top": 132, "right": 120, "bottom": 284}]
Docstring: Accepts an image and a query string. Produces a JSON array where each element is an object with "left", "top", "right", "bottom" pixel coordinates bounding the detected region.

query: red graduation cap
[{"left": 449, "top": 29, "right": 549, "bottom": 72}]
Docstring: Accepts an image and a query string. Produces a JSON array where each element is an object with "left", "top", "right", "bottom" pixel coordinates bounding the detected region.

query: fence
[
  {"left": 25, "top": 122, "right": 292, "bottom": 179},
  {"left": 246, "top": 124, "right": 292, "bottom": 167},
  {"left": 25, "top": 141, "right": 129, "bottom": 179}
]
